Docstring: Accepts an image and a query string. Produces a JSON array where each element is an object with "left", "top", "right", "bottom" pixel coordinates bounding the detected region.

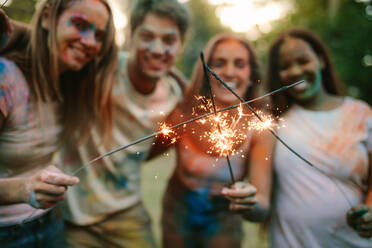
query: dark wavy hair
[{"left": 266, "top": 28, "right": 344, "bottom": 116}]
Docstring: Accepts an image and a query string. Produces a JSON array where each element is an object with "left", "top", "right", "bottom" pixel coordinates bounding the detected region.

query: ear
[{"left": 41, "top": 5, "right": 51, "bottom": 31}]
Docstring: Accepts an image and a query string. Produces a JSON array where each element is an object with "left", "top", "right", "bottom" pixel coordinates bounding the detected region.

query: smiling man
[
  {"left": 0, "top": 1, "right": 189, "bottom": 246},
  {"left": 57, "top": 0, "right": 190, "bottom": 247}
]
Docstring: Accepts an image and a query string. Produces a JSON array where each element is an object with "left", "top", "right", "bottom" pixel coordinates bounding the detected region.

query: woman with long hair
[
  {"left": 152, "top": 33, "right": 274, "bottom": 248},
  {"left": 0, "top": 0, "right": 117, "bottom": 247},
  {"left": 266, "top": 28, "right": 372, "bottom": 247}
]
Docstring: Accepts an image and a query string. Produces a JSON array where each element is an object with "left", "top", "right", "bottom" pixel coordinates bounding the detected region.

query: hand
[
  {"left": 0, "top": 8, "right": 12, "bottom": 35},
  {"left": 23, "top": 165, "right": 79, "bottom": 209},
  {"left": 347, "top": 204, "right": 372, "bottom": 238},
  {"left": 221, "top": 181, "right": 257, "bottom": 211},
  {"left": 0, "top": 8, "right": 12, "bottom": 48}
]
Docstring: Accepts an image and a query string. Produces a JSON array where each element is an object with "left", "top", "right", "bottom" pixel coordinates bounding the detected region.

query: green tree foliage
[
  {"left": 259, "top": 0, "right": 372, "bottom": 103},
  {"left": 3, "top": 0, "right": 37, "bottom": 23},
  {"left": 178, "top": 0, "right": 230, "bottom": 77}
]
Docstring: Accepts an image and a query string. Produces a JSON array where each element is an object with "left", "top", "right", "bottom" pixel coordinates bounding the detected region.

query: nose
[
  {"left": 287, "top": 63, "right": 303, "bottom": 78},
  {"left": 81, "top": 31, "right": 98, "bottom": 48},
  {"left": 148, "top": 38, "right": 166, "bottom": 56},
  {"left": 222, "top": 62, "right": 236, "bottom": 80}
]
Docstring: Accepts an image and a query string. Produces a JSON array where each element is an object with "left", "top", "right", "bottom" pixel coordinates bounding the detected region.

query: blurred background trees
[{"left": 2, "top": 0, "right": 371, "bottom": 100}]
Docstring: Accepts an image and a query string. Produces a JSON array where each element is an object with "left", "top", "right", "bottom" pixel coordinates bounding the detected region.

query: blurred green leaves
[{"left": 3, "top": 0, "right": 371, "bottom": 103}]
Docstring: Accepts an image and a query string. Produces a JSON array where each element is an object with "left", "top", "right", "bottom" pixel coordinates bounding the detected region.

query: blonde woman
[{"left": 0, "top": 0, "right": 117, "bottom": 247}]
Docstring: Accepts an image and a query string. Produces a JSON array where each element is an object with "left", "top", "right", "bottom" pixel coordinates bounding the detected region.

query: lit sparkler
[
  {"left": 202, "top": 54, "right": 354, "bottom": 207},
  {"left": 200, "top": 53, "right": 236, "bottom": 184},
  {"left": 71, "top": 79, "right": 305, "bottom": 177}
]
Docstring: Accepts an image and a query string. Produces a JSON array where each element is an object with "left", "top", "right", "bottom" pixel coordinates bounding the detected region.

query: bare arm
[
  {"left": 0, "top": 114, "right": 79, "bottom": 208},
  {"left": 221, "top": 129, "right": 275, "bottom": 222},
  {"left": 0, "top": 165, "right": 79, "bottom": 208}
]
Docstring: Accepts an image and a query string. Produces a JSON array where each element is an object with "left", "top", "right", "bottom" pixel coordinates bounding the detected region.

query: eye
[
  {"left": 70, "top": 17, "right": 90, "bottom": 32},
  {"left": 298, "top": 57, "right": 310, "bottom": 65},
  {"left": 139, "top": 32, "right": 154, "bottom": 42},
  {"left": 163, "top": 35, "right": 177, "bottom": 46},
  {"left": 211, "top": 59, "right": 225, "bottom": 68},
  {"left": 234, "top": 59, "right": 247, "bottom": 68},
  {"left": 279, "top": 62, "right": 289, "bottom": 70}
]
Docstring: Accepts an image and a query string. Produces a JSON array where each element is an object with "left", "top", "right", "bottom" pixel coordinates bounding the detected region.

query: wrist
[
  {"left": 0, "top": 177, "right": 30, "bottom": 204},
  {"left": 20, "top": 177, "right": 32, "bottom": 204}
]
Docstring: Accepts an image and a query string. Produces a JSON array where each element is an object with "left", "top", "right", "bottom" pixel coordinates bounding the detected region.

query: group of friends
[{"left": 0, "top": 0, "right": 371, "bottom": 247}]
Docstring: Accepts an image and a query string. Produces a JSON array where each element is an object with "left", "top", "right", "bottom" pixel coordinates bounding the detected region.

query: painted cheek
[
  {"left": 138, "top": 40, "right": 152, "bottom": 52},
  {"left": 164, "top": 44, "right": 179, "bottom": 57}
]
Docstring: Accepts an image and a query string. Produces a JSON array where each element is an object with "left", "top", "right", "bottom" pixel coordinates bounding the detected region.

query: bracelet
[{"left": 29, "top": 191, "right": 41, "bottom": 209}]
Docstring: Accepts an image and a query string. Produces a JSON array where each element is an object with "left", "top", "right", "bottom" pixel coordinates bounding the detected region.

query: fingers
[
  {"left": 221, "top": 181, "right": 258, "bottom": 212},
  {"left": 357, "top": 230, "right": 372, "bottom": 239},
  {"left": 34, "top": 181, "right": 67, "bottom": 195},
  {"left": 358, "top": 220, "right": 372, "bottom": 231},
  {"left": 230, "top": 196, "right": 257, "bottom": 204},
  {"left": 39, "top": 165, "right": 79, "bottom": 186},
  {"left": 347, "top": 204, "right": 372, "bottom": 238},
  {"left": 25, "top": 165, "right": 79, "bottom": 208},
  {"left": 229, "top": 203, "right": 255, "bottom": 211},
  {"left": 348, "top": 204, "right": 368, "bottom": 219},
  {"left": 229, "top": 196, "right": 258, "bottom": 211},
  {"left": 35, "top": 192, "right": 65, "bottom": 203},
  {"left": 28, "top": 190, "right": 61, "bottom": 209},
  {"left": 221, "top": 182, "right": 256, "bottom": 198}
]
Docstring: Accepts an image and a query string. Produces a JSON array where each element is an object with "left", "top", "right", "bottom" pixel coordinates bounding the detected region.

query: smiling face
[
  {"left": 131, "top": 13, "right": 182, "bottom": 80},
  {"left": 53, "top": 0, "right": 109, "bottom": 72},
  {"left": 278, "top": 37, "right": 325, "bottom": 102},
  {"left": 209, "top": 39, "right": 251, "bottom": 106}
]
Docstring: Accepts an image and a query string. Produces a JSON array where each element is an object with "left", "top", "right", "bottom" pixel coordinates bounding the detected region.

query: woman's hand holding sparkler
[
  {"left": 347, "top": 204, "right": 372, "bottom": 238},
  {"left": 221, "top": 181, "right": 258, "bottom": 211},
  {"left": 23, "top": 165, "right": 79, "bottom": 209}
]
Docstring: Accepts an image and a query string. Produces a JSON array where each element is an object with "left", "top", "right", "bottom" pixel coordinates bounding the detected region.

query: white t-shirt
[
  {"left": 59, "top": 52, "right": 183, "bottom": 225},
  {"left": 270, "top": 97, "right": 372, "bottom": 248}
]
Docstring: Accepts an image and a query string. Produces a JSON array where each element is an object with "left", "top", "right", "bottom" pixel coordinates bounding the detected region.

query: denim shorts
[{"left": 0, "top": 208, "right": 67, "bottom": 248}]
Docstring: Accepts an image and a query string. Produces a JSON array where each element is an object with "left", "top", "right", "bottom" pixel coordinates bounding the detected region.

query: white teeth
[
  {"left": 293, "top": 81, "right": 309, "bottom": 91},
  {"left": 226, "top": 82, "right": 237, "bottom": 89}
]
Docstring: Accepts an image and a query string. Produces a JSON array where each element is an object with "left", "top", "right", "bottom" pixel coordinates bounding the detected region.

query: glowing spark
[
  {"left": 246, "top": 111, "right": 279, "bottom": 132},
  {"left": 195, "top": 96, "right": 246, "bottom": 157},
  {"left": 159, "top": 123, "right": 174, "bottom": 137}
]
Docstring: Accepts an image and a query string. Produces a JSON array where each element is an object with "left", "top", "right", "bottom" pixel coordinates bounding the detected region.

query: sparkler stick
[
  {"left": 70, "top": 80, "right": 306, "bottom": 177},
  {"left": 202, "top": 60, "right": 353, "bottom": 207},
  {"left": 1, "top": 0, "right": 9, "bottom": 8},
  {"left": 200, "top": 53, "right": 235, "bottom": 184},
  {"left": 204, "top": 63, "right": 316, "bottom": 168}
]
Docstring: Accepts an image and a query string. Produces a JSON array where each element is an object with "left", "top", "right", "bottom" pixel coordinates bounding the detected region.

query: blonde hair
[{"left": 9, "top": 0, "right": 118, "bottom": 143}]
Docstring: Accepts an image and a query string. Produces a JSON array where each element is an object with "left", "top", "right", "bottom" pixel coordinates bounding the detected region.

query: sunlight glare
[
  {"left": 208, "top": 0, "right": 292, "bottom": 39},
  {"left": 109, "top": 0, "right": 128, "bottom": 46}
]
